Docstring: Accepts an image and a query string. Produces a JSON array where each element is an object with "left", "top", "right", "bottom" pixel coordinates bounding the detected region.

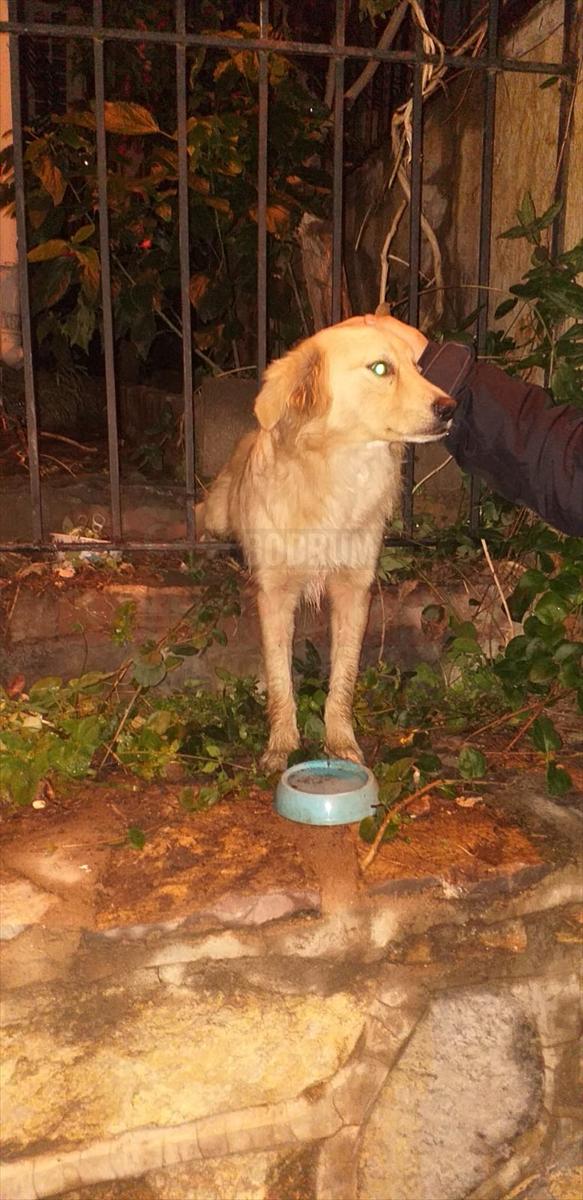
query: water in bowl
[{"left": 287, "top": 766, "right": 365, "bottom": 795}]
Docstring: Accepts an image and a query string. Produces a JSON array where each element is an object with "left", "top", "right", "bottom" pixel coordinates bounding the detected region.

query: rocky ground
[{"left": 1, "top": 763, "right": 581, "bottom": 1200}]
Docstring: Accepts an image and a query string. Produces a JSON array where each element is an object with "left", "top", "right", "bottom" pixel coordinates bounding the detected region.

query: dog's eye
[{"left": 368, "top": 360, "right": 393, "bottom": 378}]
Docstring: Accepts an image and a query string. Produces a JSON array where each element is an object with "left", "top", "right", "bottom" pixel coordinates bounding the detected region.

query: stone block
[
  {"left": 0, "top": 979, "right": 366, "bottom": 1154},
  {"left": 146, "top": 1150, "right": 278, "bottom": 1200},
  {"left": 358, "top": 990, "right": 544, "bottom": 1200}
]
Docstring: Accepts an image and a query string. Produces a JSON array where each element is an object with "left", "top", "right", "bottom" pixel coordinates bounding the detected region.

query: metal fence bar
[
  {"left": 550, "top": 0, "right": 575, "bottom": 263},
  {"left": 256, "top": 0, "right": 269, "bottom": 378},
  {"left": 93, "top": 0, "right": 122, "bottom": 540},
  {"left": 471, "top": 0, "right": 499, "bottom": 530},
  {"left": 403, "top": 11, "right": 425, "bottom": 537},
  {"left": 1, "top": 2, "right": 574, "bottom": 557},
  {"left": 0, "top": 17, "right": 572, "bottom": 76},
  {"left": 7, "top": 0, "right": 43, "bottom": 542},
  {"left": 331, "top": 0, "right": 346, "bottom": 324},
  {"left": 175, "top": 0, "right": 195, "bottom": 543}
]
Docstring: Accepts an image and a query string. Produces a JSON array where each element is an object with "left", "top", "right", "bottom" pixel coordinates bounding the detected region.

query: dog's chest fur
[{"left": 239, "top": 436, "right": 401, "bottom": 576}]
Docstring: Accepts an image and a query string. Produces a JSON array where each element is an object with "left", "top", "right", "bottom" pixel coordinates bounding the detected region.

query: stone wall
[{"left": 1, "top": 773, "right": 582, "bottom": 1200}]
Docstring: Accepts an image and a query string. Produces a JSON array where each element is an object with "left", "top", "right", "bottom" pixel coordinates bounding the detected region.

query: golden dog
[{"left": 200, "top": 317, "right": 455, "bottom": 771}]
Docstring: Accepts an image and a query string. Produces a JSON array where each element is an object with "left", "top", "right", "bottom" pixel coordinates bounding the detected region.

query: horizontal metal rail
[
  {"left": 0, "top": 18, "right": 573, "bottom": 76},
  {"left": 2, "top": 534, "right": 449, "bottom": 555}
]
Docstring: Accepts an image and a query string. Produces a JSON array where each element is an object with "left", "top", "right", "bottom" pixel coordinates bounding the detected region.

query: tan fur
[{"left": 201, "top": 319, "right": 455, "bottom": 771}]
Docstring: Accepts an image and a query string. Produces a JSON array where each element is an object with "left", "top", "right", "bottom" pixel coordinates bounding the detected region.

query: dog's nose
[{"left": 432, "top": 394, "right": 457, "bottom": 422}]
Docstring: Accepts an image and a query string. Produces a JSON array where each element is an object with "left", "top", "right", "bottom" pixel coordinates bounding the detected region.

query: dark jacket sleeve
[{"left": 418, "top": 341, "right": 583, "bottom": 537}]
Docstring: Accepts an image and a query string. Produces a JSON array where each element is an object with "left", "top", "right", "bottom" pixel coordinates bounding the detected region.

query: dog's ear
[{"left": 254, "top": 342, "right": 328, "bottom": 431}]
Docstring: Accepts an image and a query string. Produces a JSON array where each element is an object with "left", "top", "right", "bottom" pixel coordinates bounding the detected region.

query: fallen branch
[
  {"left": 39, "top": 432, "right": 98, "bottom": 453},
  {"left": 469, "top": 689, "right": 570, "bottom": 741},
  {"left": 361, "top": 778, "right": 449, "bottom": 871}
]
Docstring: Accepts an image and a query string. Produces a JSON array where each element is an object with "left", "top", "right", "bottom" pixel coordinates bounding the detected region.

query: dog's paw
[
  {"left": 260, "top": 746, "right": 296, "bottom": 774},
  {"left": 324, "top": 737, "right": 365, "bottom": 765}
]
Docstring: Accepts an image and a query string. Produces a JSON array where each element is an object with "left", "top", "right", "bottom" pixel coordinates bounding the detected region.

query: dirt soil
[
  {"left": 2, "top": 727, "right": 580, "bottom": 933},
  {"left": 1, "top": 560, "right": 581, "bottom": 932}
]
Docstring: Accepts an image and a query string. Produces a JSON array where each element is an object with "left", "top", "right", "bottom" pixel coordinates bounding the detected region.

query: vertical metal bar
[
  {"left": 471, "top": 0, "right": 499, "bottom": 530},
  {"left": 257, "top": 0, "right": 269, "bottom": 378},
  {"left": 176, "top": 0, "right": 195, "bottom": 542},
  {"left": 550, "top": 0, "right": 574, "bottom": 262},
  {"left": 403, "top": 6, "right": 425, "bottom": 537},
  {"left": 7, "top": 1, "right": 43, "bottom": 542},
  {"left": 331, "top": 0, "right": 345, "bottom": 324},
  {"left": 93, "top": 0, "right": 122, "bottom": 540}
]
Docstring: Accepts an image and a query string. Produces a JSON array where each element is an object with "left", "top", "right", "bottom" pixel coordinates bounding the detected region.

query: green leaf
[
  {"left": 376, "top": 781, "right": 403, "bottom": 806},
  {"left": 505, "top": 635, "right": 528, "bottom": 660},
  {"left": 63, "top": 297, "right": 96, "bottom": 353},
  {"left": 69, "top": 671, "right": 113, "bottom": 692},
  {"left": 545, "top": 761, "right": 572, "bottom": 797},
  {"left": 494, "top": 297, "right": 518, "bottom": 319},
  {"left": 458, "top": 746, "right": 487, "bottom": 779},
  {"left": 303, "top": 713, "right": 325, "bottom": 739},
  {"left": 383, "top": 757, "right": 414, "bottom": 782},
  {"left": 146, "top": 710, "right": 176, "bottom": 736},
  {"left": 32, "top": 154, "right": 66, "bottom": 204},
  {"left": 507, "top": 568, "right": 547, "bottom": 620},
  {"left": 359, "top": 816, "right": 378, "bottom": 844},
  {"left": 534, "top": 592, "right": 569, "bottom": 626},
  {"left": 499, "top": 224, "right": 532, "bottom": 241},
  {"left": 132, "top": 649, "right": 167, "bottom": 688},
  {"left": 539, "top": 75, "right": 559, "bottom": 89},
  {"left": 527, "top": 655, "right": 558, "bottom": 684},
  {"left": 448, "top": 636, "right": 482, "bottom": 657},
  {"left": 74, "top": 247, "right": 101, "bottom": 301},
  {"left": 534, "top": 199, "right": 563, "bottom": 230},
  {"left": 28, "top": 676, "right": 63, "bottom": 696},
  {"left": 529, "top": 715, "right": 562, "bottom": 753},
  {"left": 31, "top": 257, "right": 74, "bottom": 313},
  {"left": 518, "top": 191, "right": 536, "bottom": 228},
  {"left": 380, "top": 817, "right": 402, "bottom": 844},
  {"left": 415, "top": 751, "right": 442, "bottom": 773},
  {"left": 103, "top": 102, "right": 160, "bottom": 136},
  {"left": 377, "top": 548, "right": 413, "bottom": 576},
  {"left": 558, "top": 660, "right": 582, "bottom": 689},
  {"left": 127, "top": 826, "right": 146, "bottom": 850},
  {"left": 27, "top": 238, "right": 70, "bottom": 262},
  {"left": 71, "top": 222, "right": 95, "bottom": 244}
]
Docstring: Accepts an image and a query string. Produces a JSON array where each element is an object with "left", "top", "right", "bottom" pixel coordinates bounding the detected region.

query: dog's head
[{"left": 255, "top": 319, "right": 456, "bottom": 444}]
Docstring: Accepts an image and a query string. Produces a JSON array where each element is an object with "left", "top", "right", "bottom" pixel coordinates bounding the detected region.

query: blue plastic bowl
[{"left": 274, "top": 758, "right": 379, "bottom": 826}]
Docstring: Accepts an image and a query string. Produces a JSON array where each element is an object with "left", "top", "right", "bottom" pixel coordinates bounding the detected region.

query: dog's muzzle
[{"left": 432, "top": 394, "right": 457, "bottom": 424}]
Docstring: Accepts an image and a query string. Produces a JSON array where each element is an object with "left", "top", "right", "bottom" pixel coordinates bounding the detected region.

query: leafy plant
[
  {"left": 1, "top": 523, "right": 581, "bottom": 815},
  {"left": 0, "top": 6, "right": 331, "bottom": 374},
  {"left": 491, "top": 196, "right": 583, "bottom": 405}
]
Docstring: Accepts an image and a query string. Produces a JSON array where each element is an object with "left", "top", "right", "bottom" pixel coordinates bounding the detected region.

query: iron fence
[{"left": 0, "top": 0, "right": 577, "bottom": 554}]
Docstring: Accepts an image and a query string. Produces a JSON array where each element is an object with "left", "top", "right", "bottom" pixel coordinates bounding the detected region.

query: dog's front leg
[
  {"left": 324, "top": 569, "right": 372, "bottom": 764},
  {"left": 257, "top": 579, "right": 302, "bottom": 772}
]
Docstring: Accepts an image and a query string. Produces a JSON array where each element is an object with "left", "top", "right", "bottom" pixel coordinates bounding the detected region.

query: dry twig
[
  {"left": 480, "top": 537, "right": 514, "bottom": 640},
  {"left": 361, "top": 778, "right": 448, "bottom": 871}
]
